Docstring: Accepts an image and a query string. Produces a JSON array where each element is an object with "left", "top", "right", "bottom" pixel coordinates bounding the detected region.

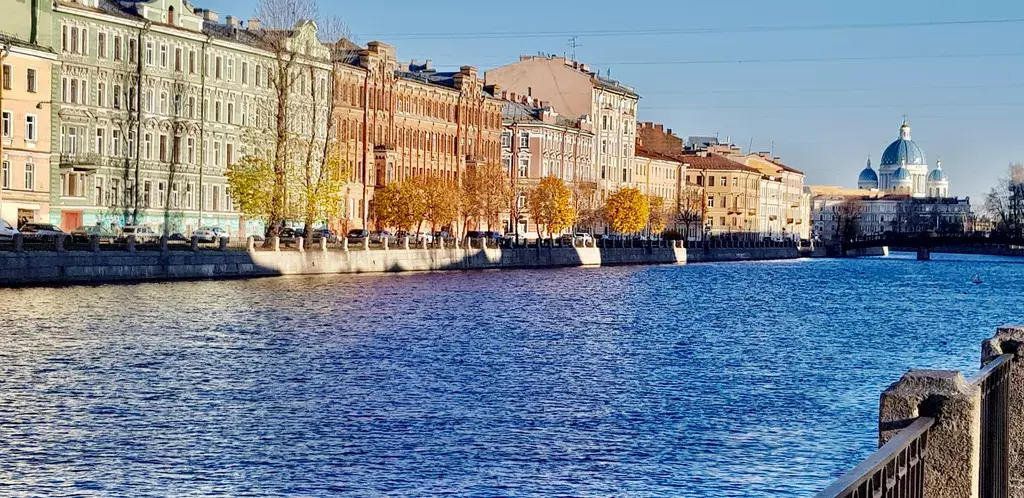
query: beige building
[
  {"left": 1, "top": 40, "right": 56, "bottom": 227},
  {"left": 634, "top": 145, "right": 683, "bottom": 214},
  {"left": 485, "top": 56, "right": 639, "bottom": 199},
  {"left": 726, "top": 152, "right": 809, "bottom": 239},
  {"left": 681, "top": 152, "right": 762, "bottom": 235}
]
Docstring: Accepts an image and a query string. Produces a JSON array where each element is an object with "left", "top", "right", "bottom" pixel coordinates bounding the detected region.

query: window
[
  {"left": 1, "top": 64, "right": 10, "bottom": 90},
  {"left": 95, "top": 129, "right": 105, "bottom": 154},
  {"left": 518, "top": 157, "right": 529, "bottom": 178},
  {"left": 215, "top": 56, "right": 222, "bottom": 79},
  {"left": 144, "top": 133, "right": 152, "bottom": 159},
  {"left": 24, "top": 162, "right": 34, "bottom": 191},
  {"left": 215, "top": 101, "right": 221, "bottom": 122},
  {"left": 707, "top": 196, "right": 714, "bottom": 208},
  {"left": 226, "top": 58, "right": 234, "bottom": 81},
  {"left": 1, "top": 161, "right": 8, "bottom": 189},
  {"left": 98, "top": 32, "right": 107, "bottom": 58},
  {"left": 174, "top": 47, "right": 182, "bottom": 72},
  {"left": 160, "top": 45, "right": 168, "bottom": 68},
  {"left": 187, "top": 96, "right": 195, "bottom": 119},
  {"left": 114, "top": 35, "right": 122, "bottom": 61},
  {"left": 518, "top": 131, "right": 529, "bottom": 148},
  {"left": 720, "top": 176, "right": 727, "bottom": 187},
  {"left": 241, "top": 61, "right": 248, "bottom": 84},
  {"left": 97, "top": 82, "right": 106, "bottom": 107},
  {"left": 732, "top": 177, "right": 738, "bottom": 187},
  {"left": 70, "top": 27, "right": 79, "bottom": 53},
  {"left": 214, "top": 141, "right": 222, "bottom": 166},
  {"left": 159, "top": 134, "right": 167, "bottom": 162},
  {"left": 113, "top": 84, "right": 122, "bottom": 109},
  {"left": 226, "top": 102, "right": 233, "bottom": 124},
  {"left": 146, "top": 42, "right": 154, "bottom": 65},
  {"left": 146, "top": 90, "right": 153, "bottom": 112},
  {"left": 189, "top": 50, "right": 196, "bottom": 74},
  {"left": 61, "top": 25, "right": 69, "bottom": 52},
  {"left": 187, "top": 137, "right": 195, "bottom": 164},
  {"left": 186, "top": 183, "right": 194, "bottom": 209},
  {"left": 128, "top": 39, "right": 137, "bottom": 64},
  {"left": 25, "top": 115, "right": 37, "bottom": 141},
  {"left": 501, "top": 131, "right": 511, "bottom": 147},
  {"left": 1, "top": 111, "right": 10, "bottom": 137},
  {"left": 226, "top": 143, "right": 234, "bottom": 165},
  {"left": 708, "top": 176, "right": 715, "bottom": 187},
  {"left": 172, "top": 183, "right": 180, "bottom": 208},
  {"left": 112, "top": 129, "right": 121, "bottom": 156},
  {"left": 720, "top": 217, "right": 726, "bottom": 226},
  {"left": 28, "top": 68, "right": 39, "bottom": 92},
  {"left": 159, "top": 92, "right": 167, "bottom": 114},
  {"left": 158, "top": 182, "right": 166, "bottom": 207},
  {"left": 256, "top": 64, "right": 262, "bottom": 87}
]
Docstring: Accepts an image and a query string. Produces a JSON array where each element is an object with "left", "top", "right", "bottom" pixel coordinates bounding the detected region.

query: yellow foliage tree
[
  {"left": 528, "top": 176, "right": 575, "bottom": 237},
  {"left": 226, "top": 155, "right": 276, "bottom": 223},
  {"left": 423, "top": 175, "right": 459, "bottom": 233},
  {"left": 604, "top": 187, "right": 650, "bottom": 234},
  {"left": 648, "top": 195, "right": 667, "bottom": 234}
]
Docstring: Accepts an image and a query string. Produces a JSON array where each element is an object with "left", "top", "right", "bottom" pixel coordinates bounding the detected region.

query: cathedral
[{"left": 857, "top": 121, "right": 950, "bottom": 197}]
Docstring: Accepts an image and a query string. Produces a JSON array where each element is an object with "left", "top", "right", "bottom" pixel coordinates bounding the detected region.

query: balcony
[{"left": 59, "top": 153, "right": 103, "bottom": 171}]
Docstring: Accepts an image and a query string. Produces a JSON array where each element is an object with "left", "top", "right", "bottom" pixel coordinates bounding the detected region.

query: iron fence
[
  {"left": 969, "top": 353, "right": 1014, "bottom": 498},
  {"left": 815, "top": 417, "right": 933, "bottom": 498}
]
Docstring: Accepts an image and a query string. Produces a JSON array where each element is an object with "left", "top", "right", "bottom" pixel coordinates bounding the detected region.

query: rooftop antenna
[
  {"left": 771, "top": 141, "right": 775, "bottom": 156},
  {"left": 748, "top": 137, "right": 754, "bottom": 153},
  {"left": 567, "top": 36, "right": 581, "bottom": 61}
]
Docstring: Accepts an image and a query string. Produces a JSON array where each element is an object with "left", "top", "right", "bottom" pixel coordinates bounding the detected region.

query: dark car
[
  {"left": 20, "top": 223, "right": 65, "bottom": 239},
  {"left": 347, "top": 229, "right": 370, "bottom": 244},
  {"left": 309, "top": 228, "right": 338, "bottom": 243},
  {"left": 465, "top": 231, "right": 486, "bottom": 239},
  {"left": 279, "top": 227, "right": 298, "bottom": 242},
  {"left": 70, "top": 225, "right": 118, "bottom": 243}
]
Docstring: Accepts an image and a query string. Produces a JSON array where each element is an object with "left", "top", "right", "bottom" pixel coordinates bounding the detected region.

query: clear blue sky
[{"left": 201, "top": 0, "right": 1024, "bottom": 200}]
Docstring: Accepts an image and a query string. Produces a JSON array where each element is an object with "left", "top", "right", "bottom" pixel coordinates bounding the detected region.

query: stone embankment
[{"left": 0, "top": 237, "right": 805, "bottom": 287}]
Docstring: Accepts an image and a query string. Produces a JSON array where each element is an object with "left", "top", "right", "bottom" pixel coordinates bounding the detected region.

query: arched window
[{"left": 168, "top": 6, "right": 175, "bottom": 25}]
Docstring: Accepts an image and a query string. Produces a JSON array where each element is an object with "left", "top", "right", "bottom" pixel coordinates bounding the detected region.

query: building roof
[
  {"left": 592, "top": 75, "right": 638, "bottom": 97},
  {"left": 677, "top": 153, "right": 760, "bottom": 173},
  {"left": 635, "top": 146, "right": 682, "bottom": 164},
  {"left": 501, "top": 101, "right": 585, "bottom": 129}
]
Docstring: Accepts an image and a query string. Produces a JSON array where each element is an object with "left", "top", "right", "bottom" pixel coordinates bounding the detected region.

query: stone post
[
  {"left": 383, "top": 237, "right": 390, "bottom": 251},
  {"left": 362, "top": 237, "right": 370, "bottom": 251},
  {"left": 438, "top": 237, "right": 444, "bottom": 249},
  {"left": 190, "top": 235, "right": 199, "bottom": 252},
  {"left": 126, "top": 235, "right": 136, "bottom": 253},
  {"left": 918, "top": 247, "right": 931, "bottom": 261},
  {"left": 879, "top": 369, "right": 981, "bottom": 498},
  {"left": 402, "top": 236, "right": 409, "bottom": 250},
  {"left": 982, "top": 326, "right": 1024, "bottom": 497},
  {"left": 218, "top": 236, "right": 229, "bottom": 251},
  {"left": 296, "top": 237, "right": 305, "bottom": 253},
  {"left": 55, "top": 234, "right": 67, "bottom": 252},
  {"left": 247, "top": 236, "right": 256, "bottom": 252},
  {"left": 478, "top": 237, "right": 487, "bottom": 251},
  {"left": 272, "top": 236, "right": 281, "bottom": 252},
  {"left": 320, "top": 237, "right": 328, "bottom": 252},
  {"left": 342, "top": 238, "right": 349, "bottom": 252},
  {"left": 160, "top": 235, "right": 169, "bottom": 252},
  {"left": 12, "top": 233, "right": 23, "bottom": 252},
  {"left": 90, "top": 234, "right": 101, "bottom": 253},
  {"left": 453, "top": 237, "right": 460, "bottom": 249},
  {"left": 420, "top": 238, "right": 428, "bottom": 250}
]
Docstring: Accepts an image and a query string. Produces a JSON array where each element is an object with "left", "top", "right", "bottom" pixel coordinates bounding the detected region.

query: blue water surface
[{"left": 0, "top": 252, "right": 1021, "bottom": 496}]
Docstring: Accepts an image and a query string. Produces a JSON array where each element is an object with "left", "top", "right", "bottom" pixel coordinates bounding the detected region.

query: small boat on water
[{"left": 972, "top": 274, "right": 983, "bottom": 285}]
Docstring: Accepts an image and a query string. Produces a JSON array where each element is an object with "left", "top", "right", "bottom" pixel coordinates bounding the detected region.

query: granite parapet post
[{"left": 982, "top": 326, "right": 1024, "bottom": 497}]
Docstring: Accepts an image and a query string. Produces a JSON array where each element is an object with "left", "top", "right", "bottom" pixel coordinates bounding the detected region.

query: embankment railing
[{"left": 816, "top": 328, "right": 1021, "bottom": 498}]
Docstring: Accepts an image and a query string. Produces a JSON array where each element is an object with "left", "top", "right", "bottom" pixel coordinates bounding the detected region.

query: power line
[
  {"left": 641, "top": 101, "right": 1024, "bottom": 111},
  {"left": 593, "top": 51, "right": 1024, "bottom": 66},
  {"left": 640, "top": 83, "right": 1024, "bottom": 96},
  {"left": 359, "top": 18, "right": 1024, "bottom": 40}
]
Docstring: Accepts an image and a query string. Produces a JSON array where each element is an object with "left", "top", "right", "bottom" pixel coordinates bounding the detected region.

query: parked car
[
  {"left": 309, "top": 228, "right": 337, "bottom": 243},
  {"left": 413, "top": 232, "right": 434, "bottom": 243},
  {"left": 465, "top": 231, "right": 486, "bottom": 239},
  {"left": 20, "top": 223, "right": 65, "bottom": 239},
  {"left": 369, "top": 230, "right": 393, "bottom": 244},
  {"left": 279, "top": 228, "right": 298, "bottom": 242},
  {"left": 572, "top": 233, "right": 595, "bottom": 245},
  {"left": 70, "top": 225, "right": 118, "bottom": 243},
  {"left": 168, "top": 232, "right": 188, "bottom": 242},
  {"left": 0, "top": 219, "right": 18, "bottom": 240},
  {"left": 483, "top": 231, "right": 503, "bottom": 241},
  {"left": 121, "top": 225, "right": 160, "bottom": 243},
  {"left": 192, "top": 226, "right": 229, "bottom": 243},
  {"left": 347, "top": 229, "right": 370, "bottom": 244}
]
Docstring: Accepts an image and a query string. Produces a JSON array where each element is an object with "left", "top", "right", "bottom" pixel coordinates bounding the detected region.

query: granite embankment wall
[
  {"left": 0, "top": 245, "right": 802, "bottom": 287},
  {"left": 889, "top": 244, "right": 1024, "bottom": 257}
]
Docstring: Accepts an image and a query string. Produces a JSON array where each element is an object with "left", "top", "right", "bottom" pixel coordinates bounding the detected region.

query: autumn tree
[
  {"left": 648, "top": 195, "right": 667, "bottom": 235},
  {"left": 462, "top": 163, "right": 512, "bottom": 232},
  {"left": 604, "top": 187, "right": 650, "bottom": 234},
  {"left": 423, "top": 175, "right": 459, "bottom": 234},
  {"left": 570, "top": 180, "right": 599, "bottom": 233},
  {"left": 985, "top": 163, "right": 1024, "bottom": 239},
  {"left": 676, "top": 185, "right": 706, "bottom": 240},
  {"left": 226, "top": 155, "right": 276, "bottom": 222},
  {"left": 528, "top": 177, "right": 575, "bottom": 237}
]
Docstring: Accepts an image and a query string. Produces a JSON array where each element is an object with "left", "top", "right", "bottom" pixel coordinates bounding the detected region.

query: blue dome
[
  {"left": 881, "top": 122, "right": 926, "bottom": 166},
  {"left": 893, "top": 167, "right": 912, "bottom": 183},
  {"left": 927, "top": 168, "right": 947, "bottom": 182},
  {"left": 881, "top": 139, "right": 926, "bottom": 166},
  {"left": 858, "top": 167, "right": 878, "bottom": 183}
]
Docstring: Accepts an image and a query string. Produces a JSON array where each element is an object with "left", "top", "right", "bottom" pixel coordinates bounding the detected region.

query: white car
[
  {"left": 413, "top": 232, "right": 434, "bottom": 243},
  {"left": 574, "top": 233, "right": 594, "bottom": 245},
  {"left": 192, "top": 227, "right": 229, "bottom": 243},
  {"left": 120, "top": 225, "right": 160, "bottom": 243},
  {"left": 0, "top": 220, "right": 18, "bottom": 240}
]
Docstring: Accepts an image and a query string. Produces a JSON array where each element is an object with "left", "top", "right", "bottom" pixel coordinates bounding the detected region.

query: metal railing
[
  {"left": 970, "top": 353, "right": 1014, "bottom": 498},
  {"left": 815, "top": 417, "right": 933, "bottom": 498}
]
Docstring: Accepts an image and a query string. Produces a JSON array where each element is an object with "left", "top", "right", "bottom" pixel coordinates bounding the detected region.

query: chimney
[
  {"left": 667, "top": 128, "right": 672, "bottom": 135},
  {"left": 501, "top": 90, "right": 508, "bottom": 99},
  {"left": 225, "top": 16, "right": 240, "bottom": 27},
  {"left": 655, "top": 124, "right": 663, "bottom": 132},
  {"left": 247, "top": 18, "right": 261, "bottom": 30},
  {"left": 540, "top": 100, "right": 550, "bottom": 109},
  {"left": 203, "top": 10, "right": 219, "bottom": 23},
  {"left": 424, "top": 59, "right": 432, "bottom": 70},
  {"left": 410, "top": 58, "right": 417, "bottom": 67},
  {"left": 509, "top": 92, "right": 516, "bottom": 102}
]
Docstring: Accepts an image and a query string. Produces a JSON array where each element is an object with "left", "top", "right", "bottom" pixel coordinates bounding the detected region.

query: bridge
[{"left": 841, "top": 233, "right": 1024, "bottom": 260}]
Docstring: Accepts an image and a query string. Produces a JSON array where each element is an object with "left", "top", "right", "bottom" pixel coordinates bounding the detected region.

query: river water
[{"left": 0, "top": 253, "right": 1021, "bottom": 496}]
